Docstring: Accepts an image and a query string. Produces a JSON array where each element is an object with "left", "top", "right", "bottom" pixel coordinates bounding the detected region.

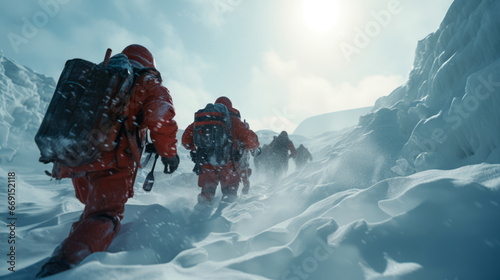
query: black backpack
[
  {"left": 270, "top": 134, "right": 290, "bottom": 157},
  {"left": 35, "top": 50, "right": 154, "bottom": 169},
  {"left": 192, "top": 103, "right": 233, "bottom": 169}
]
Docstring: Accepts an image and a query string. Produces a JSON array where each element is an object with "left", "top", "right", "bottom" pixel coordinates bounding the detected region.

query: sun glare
[{"left": 303, "top": 0, "right": 339, "bottom": 33}]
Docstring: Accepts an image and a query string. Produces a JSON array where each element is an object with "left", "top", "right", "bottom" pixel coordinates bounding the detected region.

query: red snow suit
[
  {"left": 182, "top": 97, "right": 259, "bottom": 201},
  {"left": 51, "top": 45, "right": 178, "bottom": 266}
]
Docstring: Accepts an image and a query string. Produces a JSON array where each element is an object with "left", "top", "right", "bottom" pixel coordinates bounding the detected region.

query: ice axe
[
  {"left": 143, "top": 153, "right": 159, "bottom": 192},
  {"left": 141, "top": 151, "right": 153, "bottom": 167},
  {"left": 103, "top": 48, "right": 112, "bottom": 67}
]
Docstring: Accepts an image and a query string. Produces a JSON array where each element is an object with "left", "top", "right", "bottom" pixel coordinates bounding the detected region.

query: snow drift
[{"left": 1, "top": 0, "right": 500, "bottom": 279}]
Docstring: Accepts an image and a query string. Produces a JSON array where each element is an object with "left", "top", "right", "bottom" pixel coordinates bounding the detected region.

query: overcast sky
[{"left": 0, "top": 0, "right": 453, "bottom": 133}]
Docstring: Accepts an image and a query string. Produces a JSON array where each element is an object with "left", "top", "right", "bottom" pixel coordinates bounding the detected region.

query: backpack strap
[
  {"left": 114, "top": 121, "right": 125, "bottom": 169},
  {"left": 134, "top": 67, "right": 162, "bottom": 83},
  {"left": 123, "top": 118, "right": 142, "bottom": 167},
  {"left": 113, "top": 68, "right": 160, "bottom": 169}
]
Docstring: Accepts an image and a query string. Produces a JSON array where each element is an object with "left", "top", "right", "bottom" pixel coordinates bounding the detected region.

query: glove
[
  {"left": 145, "top": 143, "right": 157, "bottom": 154},
  {"left": 161, "top": 155, "right": 179, "bottom": 174},
  {"left": 251, "top": 147, "right": 262, "bottom": 157}
]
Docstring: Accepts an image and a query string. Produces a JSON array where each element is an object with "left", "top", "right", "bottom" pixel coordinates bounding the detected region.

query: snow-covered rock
[{"left": 373, "top": 0, "right": 500, "bottom": 174}]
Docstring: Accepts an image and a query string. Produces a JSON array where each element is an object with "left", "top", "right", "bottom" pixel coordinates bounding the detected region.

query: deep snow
[{"left": 2, "top": 0, "right": 500, "bottom": 279}]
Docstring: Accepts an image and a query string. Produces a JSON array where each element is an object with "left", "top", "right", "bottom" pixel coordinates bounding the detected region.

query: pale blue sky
[{"left": 0, "top": 0, "right": 454, "bottom": 132}]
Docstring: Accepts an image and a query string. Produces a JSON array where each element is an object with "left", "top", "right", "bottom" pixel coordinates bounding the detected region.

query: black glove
[
  {"left": 251, "top": 147, "right": 262, "bottom": 157},
  {"left": 145, "top": 143, "right": 157, "bottom": 154},
  {"left": 161, "top": 155, "right": 179, "bottom": 174}
]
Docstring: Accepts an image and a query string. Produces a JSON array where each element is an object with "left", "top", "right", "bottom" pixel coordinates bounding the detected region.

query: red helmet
[
  {"left": 215, "top": 96, "right": 233, "bottom": 110},
  {"left": 121, "top": 44, "right": 156, "bottom": 68},
  {"left": 215, "top": 96, "right": 240, "bottom": 115}
]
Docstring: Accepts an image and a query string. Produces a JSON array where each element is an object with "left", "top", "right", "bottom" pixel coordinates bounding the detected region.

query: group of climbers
[
  {"left": 35, "top": 44, "right": 312, "bottom": 278},
  {"left": 254, "top": 131, "right": 313, "bottom": 179}
]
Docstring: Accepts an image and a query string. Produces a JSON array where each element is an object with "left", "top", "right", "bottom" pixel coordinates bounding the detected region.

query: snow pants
[
  {"left": 52, "top": 167, "right": 134, "bottom": 265},
  {"left": 198, "top": 163, "right": 240, "bottom": 202}
]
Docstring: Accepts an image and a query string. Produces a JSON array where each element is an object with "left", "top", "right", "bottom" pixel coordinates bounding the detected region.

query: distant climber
[
  {"left": 182, "top": 96, "right": 259, "bottom": 204},
  {"left": 268, "top": 131, "right": 297, "bottom": 178},
  {"left": 238, "top": 120, "right": 254, "bottom": 194},
  {"left": 254, "top": 143, "right": 269, "bottom": 175},
  {"left": 294, "top": 144, "right": 313, "bottom": 170}
]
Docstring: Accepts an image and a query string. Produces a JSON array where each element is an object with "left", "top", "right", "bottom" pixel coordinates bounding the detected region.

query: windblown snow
[{"left": 1, "top": 0, "right": 500, "bottom": 279}]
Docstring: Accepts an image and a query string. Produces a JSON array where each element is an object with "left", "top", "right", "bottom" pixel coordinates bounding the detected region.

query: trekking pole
[
  {"left": 143, "top": 153, "right": 160, "bottom": 192},
  {"left": 103, "top": 48, "right": 112, "bottom": 67}
]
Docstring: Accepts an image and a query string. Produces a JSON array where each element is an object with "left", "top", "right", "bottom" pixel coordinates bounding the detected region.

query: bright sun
[{"left": 303, "top": 0, "right": 339, "bottom": 33}]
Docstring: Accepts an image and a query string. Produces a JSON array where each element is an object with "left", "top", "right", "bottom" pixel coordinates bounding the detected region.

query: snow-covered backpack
[
  {"left": 192, "top": 103, "right": 233, "bottom": 169},
  {"left": 35, "top": 49, "right": 154, "bottom": 168}
]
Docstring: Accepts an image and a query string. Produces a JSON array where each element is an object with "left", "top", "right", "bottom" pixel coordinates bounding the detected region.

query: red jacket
[{"left": 59, "top": 72, "right": 178, "bottom": 177}]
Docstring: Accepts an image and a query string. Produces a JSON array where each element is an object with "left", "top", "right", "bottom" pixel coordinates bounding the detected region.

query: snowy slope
[
  {"left": 0, "top": 51, "right": 55, "bottom": 165},
  {"left": 293, "top": 107, "right": 372, "bottom": 138},
  {"left": 1, "top": 0, "right": 500, "bottom": 279},
  {"left": 4, "top": 162, "right": 499, "bottom": 280}
]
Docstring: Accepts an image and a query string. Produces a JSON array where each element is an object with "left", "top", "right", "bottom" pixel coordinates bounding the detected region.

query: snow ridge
[{"left": 372, "top": 0, "right": 500, "bottom": 174}]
